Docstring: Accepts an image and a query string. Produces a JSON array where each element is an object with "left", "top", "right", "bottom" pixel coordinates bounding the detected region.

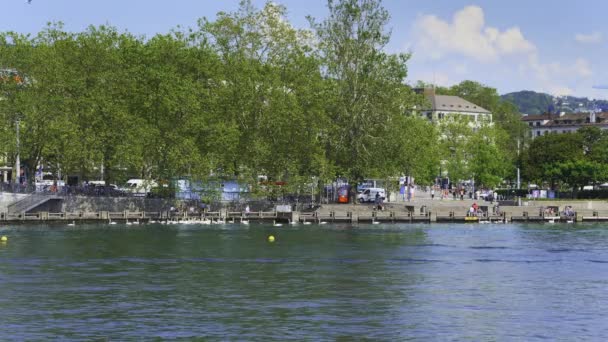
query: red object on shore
[{"left": 337, "top": 186, "right": 349, "bottom": 203}]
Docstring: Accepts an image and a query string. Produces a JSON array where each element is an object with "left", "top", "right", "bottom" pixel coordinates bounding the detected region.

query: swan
[
  {"left": 273, "top": 220, "right": 283, "bottom": 227},
  {"left": 241, "top": 219, "right": 250, "bottom": 225},
  {"left": 67, "top": 220, "right": 75, "bottom": 227},
  {"left": 289, "top": 219, "right": 298, "bottom": 225}
]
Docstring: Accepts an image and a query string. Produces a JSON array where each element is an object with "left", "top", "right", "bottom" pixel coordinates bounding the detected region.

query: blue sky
[{"left": 2, "top": 0, "right": 607, "bottom": 99}]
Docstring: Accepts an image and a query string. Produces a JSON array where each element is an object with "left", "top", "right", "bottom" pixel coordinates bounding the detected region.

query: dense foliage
[
  {"left": 17, "top": 0, "right": 605, "bottom": 195},
  {"left": 0, "top": 0, "right": 443, "bottom": 192},
  {"left": 522, "top": 127, "right": 608, "bottom": 190},
  {"left": 502, "top": 90, "right": 554, "bottom": 115}
]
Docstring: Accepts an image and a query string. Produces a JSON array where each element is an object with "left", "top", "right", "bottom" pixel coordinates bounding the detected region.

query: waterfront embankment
[{"left": 1, "top": 200, "right": 608, "bottom": 224}]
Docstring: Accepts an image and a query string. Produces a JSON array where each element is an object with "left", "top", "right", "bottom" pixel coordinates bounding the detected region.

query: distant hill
[
  {"left": 501, "top": 91, "right": 554, "bottom": 115},
  {"left": 502, "top": 90, "right": 608, "bottom": 115}
]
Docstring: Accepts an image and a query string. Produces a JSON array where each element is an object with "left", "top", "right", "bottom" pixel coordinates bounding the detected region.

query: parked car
[
  {"left": 357, "top": 187, "right": 386, "bottom": 203},
  {"left": 121, "top": 179, "right": 158, "bottom": 197}
]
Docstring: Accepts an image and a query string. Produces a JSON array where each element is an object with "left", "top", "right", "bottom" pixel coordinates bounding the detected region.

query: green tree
[
  {"left": 523, "top": 133, "right": 584, "bottom": 187},
  {"left": 438, "top": 116, "right": 473, "bottom": 183},
  {"left": 549, "top": 160, "right": 608, "bottom": 191},
  {"left": 198, "top": 1, "right": 330, "bottom": 195},
  {"left": 311, "top": 0, "right": 419, "bottom": 185},
  {"left": 467, "top": 125, "right": 511, "bottom": 188}
]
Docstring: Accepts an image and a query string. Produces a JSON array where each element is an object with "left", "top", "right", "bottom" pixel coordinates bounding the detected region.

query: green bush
[{"left": 496, "top": 189, "right": 528, "bottom": 197}]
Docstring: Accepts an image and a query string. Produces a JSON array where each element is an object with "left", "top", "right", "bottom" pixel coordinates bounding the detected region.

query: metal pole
[
  {"left": 517, "top": 138, "right": 521, "bottom": 206},
  {"left": 516, "top": 138, "right": 521, "bottom": 189},
  {"left": 14, "top": 118, "right": 20, "bottom": 185}
]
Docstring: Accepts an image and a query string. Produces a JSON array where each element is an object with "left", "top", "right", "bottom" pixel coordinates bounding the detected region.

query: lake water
[{"left": 1, "top": 222, "right": 607, "bottom": 340}]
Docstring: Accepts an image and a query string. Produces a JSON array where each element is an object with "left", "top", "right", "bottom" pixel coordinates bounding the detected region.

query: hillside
[
  {"left": 502, "top": 91, "right": 608, "bottom": 115},
  {"left": 501, "top": 91, "right": 553, "bottom": 115}
]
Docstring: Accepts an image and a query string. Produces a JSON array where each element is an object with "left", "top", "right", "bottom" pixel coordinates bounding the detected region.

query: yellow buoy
[
  {"left": 267, "top": 235, "right": 275, "bottom": 243},
  {"left": 0, "top": 236, "right": 7, "bottom": 242}
]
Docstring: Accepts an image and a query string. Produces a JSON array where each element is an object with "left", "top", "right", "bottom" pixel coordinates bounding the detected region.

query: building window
[
  {"left": 536, "top": 131, "right": 541, "bottom": 136},
  {"left": 529, "top": 122, "right": 533, "bottom": 127},
  {"left": 536, "top": 122, "right": 540, "bottom": 126}
]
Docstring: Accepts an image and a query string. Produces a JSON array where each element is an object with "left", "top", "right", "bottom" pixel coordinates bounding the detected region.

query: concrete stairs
[{"left": 7, "top": 194, "right": 62, "bottom": 213}]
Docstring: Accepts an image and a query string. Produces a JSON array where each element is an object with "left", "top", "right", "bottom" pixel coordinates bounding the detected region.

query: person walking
[{"left": 431, "top": 187, "right": 435, "bottom": 200}]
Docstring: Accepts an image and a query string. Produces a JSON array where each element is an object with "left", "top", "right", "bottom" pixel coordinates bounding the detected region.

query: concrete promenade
[{"left": 2, "top": 190, "right": 608, "bottom": 224}]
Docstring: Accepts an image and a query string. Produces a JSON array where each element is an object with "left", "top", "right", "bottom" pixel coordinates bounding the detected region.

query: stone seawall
[
  {"left": 0, "top": 193, "right": 28, "bottom": 212},
  {"left": 61, "top": 196, "right": 176, "bottom": 212}
]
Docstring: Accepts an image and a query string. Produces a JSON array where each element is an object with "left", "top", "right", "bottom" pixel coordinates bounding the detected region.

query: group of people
[
  {"left": 401, "top": 184, "right": 416, "bottom": 201},
  {"left": 468, "top": 202, "right": 484, "bottom": 217}
]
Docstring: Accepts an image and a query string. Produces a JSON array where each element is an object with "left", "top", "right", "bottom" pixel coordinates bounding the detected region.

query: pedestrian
[{"left": 431, "top": 187, "right": 435, "bottom": 200}]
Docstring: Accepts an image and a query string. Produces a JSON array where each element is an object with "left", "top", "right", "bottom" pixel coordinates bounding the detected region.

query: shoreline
[{"left": 0, "top": 207, "right": 602, "bottom": 225}]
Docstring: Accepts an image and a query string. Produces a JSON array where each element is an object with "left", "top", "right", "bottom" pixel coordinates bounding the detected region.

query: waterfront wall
[
  {"left": 0, "top": 193, "right": 28, "bottom": 212},
  {"left": 61, "top": 196, "right": 176, "bottom": 213}
]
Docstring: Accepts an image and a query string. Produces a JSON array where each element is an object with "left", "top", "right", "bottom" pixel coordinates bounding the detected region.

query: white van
[
  {"left": 122, "top": 179, "right": 158, "bottom": 196},
  {"left": 357, "top": 187, "right": 386, "bottom": 203}
]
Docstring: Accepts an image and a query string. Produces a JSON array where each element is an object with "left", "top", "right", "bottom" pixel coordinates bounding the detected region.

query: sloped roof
[
  {"left": 543, "top": 112, "right": 608, "bottom": 127},
  {"left": 426, "top": 95, "right": 491, "bottom": 114},
  {"left": 521, "top": 113, "right": 552, "bottom": 121}
]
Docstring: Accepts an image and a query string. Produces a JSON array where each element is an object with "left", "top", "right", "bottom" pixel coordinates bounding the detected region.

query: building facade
[
  {"left": 522, "top": 112, "right": 608, "bottom": 138},
  {"left": 415, "top": 88, "right": 492, "bottom": 128}
]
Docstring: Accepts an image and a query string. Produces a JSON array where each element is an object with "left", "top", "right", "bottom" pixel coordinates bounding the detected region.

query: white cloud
[
  {"left": 410, "top": 6, "right": 600, "bottom": 98},
  {"left": 526, "top": 55, "right": 592, "bottom": 80},
  {"left": 573, "top": 58, "right": 592, "bottom": 77},
  {"left": 547, "top": 85, "right": 573, "bottom": 97},
  {"left": 409, "top": 71, "right": 453, "bottom": 88},
  {"left": 575, "top": 32, "right": 603, "bottom": 44},
  {"left": 413, "top": 6, "right": 535, "bottom": 62}
]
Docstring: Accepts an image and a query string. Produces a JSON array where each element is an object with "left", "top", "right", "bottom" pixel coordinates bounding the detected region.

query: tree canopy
[{"left": 0, "top": 0, "right": 445, "bottom": 194}]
